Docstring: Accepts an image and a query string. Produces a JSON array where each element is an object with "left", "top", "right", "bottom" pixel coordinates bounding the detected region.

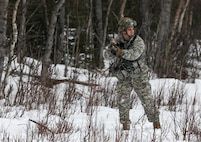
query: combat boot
[
  {"left": 122, "top": 123, "right": 130, "bottom": 130},
  {"left": 153, "top": 121, "right": 161, "bottom": 129}
]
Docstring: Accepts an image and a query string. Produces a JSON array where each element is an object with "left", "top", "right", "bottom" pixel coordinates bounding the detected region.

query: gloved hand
[{"left": 110, "top": 45, "right": 122, "bottom": 57}]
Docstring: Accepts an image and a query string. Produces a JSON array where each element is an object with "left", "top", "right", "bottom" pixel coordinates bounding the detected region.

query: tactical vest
[{"left": 111, "top": 35, "right": 148, "bottom": 73}]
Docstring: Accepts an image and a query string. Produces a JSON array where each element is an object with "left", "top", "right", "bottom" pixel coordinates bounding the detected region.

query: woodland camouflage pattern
[{"left": 104, "top": 35, "right": 160, "bottom": 124}]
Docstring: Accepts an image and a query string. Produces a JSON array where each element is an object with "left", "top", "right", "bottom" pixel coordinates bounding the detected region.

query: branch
[
  {"left": 29, "top": 119, "right": 54, "bottom": 133},
  {"left": 10, "top": 71, "right": 99, "bottom": 88},
  {"left": 119, "top": 0, "right": 127, "bottom": 18}
]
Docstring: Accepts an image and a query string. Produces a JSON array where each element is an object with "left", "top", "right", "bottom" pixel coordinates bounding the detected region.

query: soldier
[{"left": 104, "top": 17, "right": 161, "bottom": 130}]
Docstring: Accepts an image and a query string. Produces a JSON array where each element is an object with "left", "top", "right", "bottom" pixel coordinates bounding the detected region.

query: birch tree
[
  {"left": 1, "top": 0, "right": 21, "bottom": 97},
  {"left": 0, "top": 0, "right": 9, "bottom": 96},
  {"left": 11, "top": 0, "right": 21, "bottom": 57}
]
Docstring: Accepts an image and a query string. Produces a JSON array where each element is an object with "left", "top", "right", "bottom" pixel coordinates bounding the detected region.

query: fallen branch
[
  {"left": 29, "top": 119, "right": 54, "bottom": 134},
  {"left": 10, "top": 71, "right": 99, "bottom": 88}
]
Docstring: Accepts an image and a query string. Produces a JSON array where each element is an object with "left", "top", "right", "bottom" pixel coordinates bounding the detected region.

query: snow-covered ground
[{"left": 0, "top": 57, "right": 201, "bottom": 142}]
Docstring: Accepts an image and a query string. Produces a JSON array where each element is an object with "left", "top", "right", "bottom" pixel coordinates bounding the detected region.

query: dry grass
[{"left": 0, "top": 60, "right": 201, "bottom": 142}]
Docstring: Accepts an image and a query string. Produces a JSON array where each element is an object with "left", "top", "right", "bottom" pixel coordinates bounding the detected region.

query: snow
[{"left": 0, "top": 57, "right": 201, "bottom": 142}]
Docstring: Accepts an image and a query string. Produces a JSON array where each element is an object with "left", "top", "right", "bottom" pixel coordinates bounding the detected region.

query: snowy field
[{"left": 0, "top": 57, "right": 201, "bottom": 142}]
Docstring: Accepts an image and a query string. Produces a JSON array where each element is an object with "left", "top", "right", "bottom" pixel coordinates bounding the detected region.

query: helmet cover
[{"left": 117, "top": 17, "right": 137, "bottom": 33}]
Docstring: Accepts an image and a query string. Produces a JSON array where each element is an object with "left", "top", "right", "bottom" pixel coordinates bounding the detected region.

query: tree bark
[
  {"left": 1, "top": 0, "right": 21, "bottom": 98},
  {"left": 178, "top": 0, "right": 191, "bottom": 33},
  {"left": 54, "top": 6, "right": 65, "bottom": 64},
  {"left": 154, "top": 0, "right": 172, "bottom": 77},
  {"left": 102, "top": 0, "right": 113, "bottom": 68},
  {"left": 165, "top": 0, "right": 190, "bottom": 79},
  {"left": 0, "top": 0, "right": 9, "bottom": 96},
  {"left": 119, "top": 0, "right": 127, "bottom": 18},
  {"left": 11, "top": 0, "right": 21, "bottom": 57},
  {"left": 167, "top": 0, "right": 183, "bottom": 58},
  {"left": 93, "top": 0, "right": 103, "bottom": 68},
  {"left": 41, "top": 0, "right": 65, "bottom": 86},
  {"left": 138, "top": 0, "right": 152, "bottom": 67},
  {"left": 17, "top": 0, "right": 27, "bottom": 63}
]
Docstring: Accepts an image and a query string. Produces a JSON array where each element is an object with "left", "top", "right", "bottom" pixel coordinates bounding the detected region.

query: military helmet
[{"left": 117, "top": 17, "right": 137, "bottom": 32}]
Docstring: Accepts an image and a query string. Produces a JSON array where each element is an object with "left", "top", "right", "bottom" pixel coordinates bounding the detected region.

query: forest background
[{"left": 0, "top": 0, "right": 201, "bottom": 91}]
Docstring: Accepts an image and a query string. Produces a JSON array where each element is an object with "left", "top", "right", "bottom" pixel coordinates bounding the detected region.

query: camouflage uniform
[{"left": 104, "top": 34, "right": 160, "bottom": 125}]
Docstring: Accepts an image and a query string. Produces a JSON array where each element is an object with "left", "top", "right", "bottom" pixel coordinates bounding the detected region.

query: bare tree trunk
[
  {"left": 163, "top": 0, "right": 183, "bottom": 78},
  {"left": 154, "top": 0, "right": 172, "bottom": 77},
  {"left": 17, "top": 0, "right": 27, "bottom": 63},
  {"left": 75, "top": 0, "right": 81, "bottom": 67},
  {"left": 11, "top": 0, "right": 20, "bottom": 57},
  {"left": 93, "top": 0, "right": 103, "bottom": 68},
  {"left": 42, "top": 0, "right": 49, "bottom": 27},
  {"left": 178, "top": 0, "right": 191, "bottom": 33},
  {"left": 0, "top": 0, "right": 9, "bottom": 96},
  {"left": 102, "top": 0, "right": 113, "bottom": 68},
  {"left": 184, "top": 3, "right": 192, "bottom": 40},
  {"left": 165, "top": 0, "right": 191, "bottom": 79},
  {"left": 139, "top": 0, "right": 151, "bottom": 38},
  {"left": 119, "top": 0, "right": 127, "bottom": 18},
  {"left": 138, "top": 0, "right": 152, "bottom": 67},
  {"left": 40, "top": 0, "right": 65, "bottom": 86},
  {"left": 1, "top": 0, "right": 21, "bottom": 98},
  {"left": 85, "top": 0, "right": 93, "bottom": 69},
  {"left": 167, "top": 0, "right": 183, "bottom": 57},
  {"left": 64, "top": 13, "right": 71, "bottom": 77},
  {"left": 54, "top": 6, "right": 65, "bottom": 64}
]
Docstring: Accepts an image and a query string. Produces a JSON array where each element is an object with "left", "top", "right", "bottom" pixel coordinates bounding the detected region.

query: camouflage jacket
[{"left": 104, "top": 35, "right": 149, "bottom": 73}]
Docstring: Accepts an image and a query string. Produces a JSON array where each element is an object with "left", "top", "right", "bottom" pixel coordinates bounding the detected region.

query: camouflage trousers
[{"left": 113, "top": 69, "right": 160, "bottom": 124}]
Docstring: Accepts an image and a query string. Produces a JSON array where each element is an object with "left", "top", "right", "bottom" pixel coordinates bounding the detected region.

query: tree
[
  {"left": 154, "top": 0, "right": 172, "bottom": 77},
  {"left": 40, "top": 0, "right": 65, "bottom": 87},
  {"left": 17, "top": 0, "right": 27, "bottom": 63},
  {"left": 11, "top": 0, "right": 21, "bottom": 58},
  {"left": 93, "top": 0, "right": 113, "bottom": 69},
  {"left": 0, "top": 0, "right": 200, "bottom": 82},
  {"left": 0, "top": 0, "right": 9, "bottom": 95},
  {"left": 93, "top": 0, "right": 103, "bottom": 68},
  {"left": 137, "top": 0, "right": 153, "bottom": 68},
  {"left": 119, "top": 0, "right": 127, "bottom": 18},
  {"left": 166, "top": 0, "right": 191, "bottom": 79},
  {"left": 154, "top": 0, "right": 192, "bottom": 79}
]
